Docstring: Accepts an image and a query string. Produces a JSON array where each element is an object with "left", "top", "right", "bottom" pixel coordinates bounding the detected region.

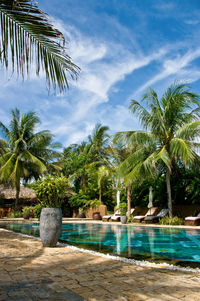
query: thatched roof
[{"left": 0, "top": 185, "right": 36, "bottom": 199}]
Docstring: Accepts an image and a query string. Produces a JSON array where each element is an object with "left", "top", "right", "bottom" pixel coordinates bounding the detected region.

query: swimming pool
[{"left": 1, "top": 222, "right": 200, "bottom": 267}]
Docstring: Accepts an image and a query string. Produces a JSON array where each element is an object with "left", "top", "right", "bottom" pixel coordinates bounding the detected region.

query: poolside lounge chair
[
  {"left": 102, "top": 208, "right": 135, "bottom": 222},
  {"left": 185, "top": 213, "right": 200, "bottom": 226},
  {"left": 143, "top": 209, "right": 169, "bottom": 224},
  {"left": 112, "top": 208, "right": 136, "bottom": 222},
  {"left": 102, "top": 210, "right": 120, "bottom": 222},
  {"left": 133, "top": 207, "right": 159, "bottom": 223}
]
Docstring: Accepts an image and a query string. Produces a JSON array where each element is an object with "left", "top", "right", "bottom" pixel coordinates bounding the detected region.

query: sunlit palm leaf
[{"left": 0, "top": 0, "right": 80, "bottom": 92}]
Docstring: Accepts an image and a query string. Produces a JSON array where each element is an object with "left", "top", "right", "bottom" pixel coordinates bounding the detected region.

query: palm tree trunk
[
  {"left": 116, "top": 190, "right": 120, "bottom": 207},
  {"left": 81, "top": 175, "right": 86, "bottom": 194},
  {"left": 15, "top": 185, "right": 20, "bottom": 209},
  {"left": 166, "top": 168, "right": 173, "bottom": 217},
  {"left": 99, "top": 186, "right": 102, "bottom": 203},
  {"left": 127, "top": 185, "right": 131, "bottom": 217}
]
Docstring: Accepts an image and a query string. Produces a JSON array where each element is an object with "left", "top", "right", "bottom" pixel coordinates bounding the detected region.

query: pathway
[{"left": 0, "top": 229, "right": 200, "bottom": 301}]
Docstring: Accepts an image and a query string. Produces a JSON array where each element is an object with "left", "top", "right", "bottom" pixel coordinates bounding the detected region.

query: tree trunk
[
  {"left": 81, "top": 175, "right": 86, "bottom": 194},
  {"left": 15, "top": 185, "right": 20, "bottom": 209},
  {"left": 166, "top": 168, "right": 173, "bottom": 217},
  {"left": 127, "top": 185, "right": 131, "bottom": 217},
  {"left": 99, "top": 186, "right": 102, "bottom": 203},
  {"left": 116, "top": 190, "right": 120, "bottom": 207}
]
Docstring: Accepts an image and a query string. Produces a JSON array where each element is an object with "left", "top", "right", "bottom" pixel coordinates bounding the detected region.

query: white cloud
[{"left": 134, "top": 48, "right": 200, "bottom": 97}]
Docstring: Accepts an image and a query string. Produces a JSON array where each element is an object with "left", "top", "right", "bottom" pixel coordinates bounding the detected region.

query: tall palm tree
[
  {"left": 88, "top": 123, "right": 110, "bottom": 163},
  {"left": 63, "top": 124, "right": 110, "bottom": 194},
  {"left": 0, "top": 0, "right": 79, "bottom": 92},
  {"left": 97, "top": 165, "right": 109, "bottom": 203},
  {"left": 116, "top": 83, "right": 200, "bottom": 217},
  {"left": 0, "top": 108, "right": 61, "bottom": 207},
  {"left": 109, "top": 143, "right": 135, "bottom": 217}
]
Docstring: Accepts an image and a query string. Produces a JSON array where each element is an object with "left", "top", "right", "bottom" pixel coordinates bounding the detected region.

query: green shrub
[
  {"left": 8, "top": 210, "right": 22, "bottom": 218},
  {"left": 33, "top": 203, "right": 43, "bottom": 219},
  {"left": 159, "top": 216, "right": 184, "bottom": 225},
  {"left": 33, "top": 175, "right": 69, "bottom": 208},
  {"left": 118, "top": 202, "right": 127, "bottom": 215},
  {"left": 22, "top": 206, "right": 31, "bottom": 216},
  {"left": 69, "top": 192, "right": 101, "bottom": 210},
  {"left": 127, "top": 215, "right": 134, "bottom": 223}
]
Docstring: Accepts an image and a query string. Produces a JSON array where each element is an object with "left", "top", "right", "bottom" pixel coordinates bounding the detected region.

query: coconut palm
[
  {"left": 97, "top": 165, "right": 109, "bottom": 203},
  {"left": 0, "top": 108, "right": 61, "bottom": 207},
  {"left": 116, "top": 83, "right": 200, "bottom": 217},
  {"left": 0, "top": 0, "right": 79, "bottom": 92},
  {"left": 63, "top": 124, "right": 110, "bottom": 194},
  {"left": 88, "top": 123, "right": 110, "bottom": 163},
  {"left": 109, "top": 143, "right": 136, "bottom": 217}
]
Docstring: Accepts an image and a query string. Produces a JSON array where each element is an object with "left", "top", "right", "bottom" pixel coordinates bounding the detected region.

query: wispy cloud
[{"left": 133, "top": 48, "right": 200, "bottom": 97}]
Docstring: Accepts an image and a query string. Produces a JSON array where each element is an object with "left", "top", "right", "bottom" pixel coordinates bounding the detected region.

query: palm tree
[
  {"left": 0, "top": 0, "right": 79, "bottom": 92},
  {"left": 63, "top": 124, "right": 110, "bottom": 195},
  {"left": 97, "top": 165, "right": 109, "bottom": 203},
  {"left": 88, "top": 123, "right": 110, "bottom": 163},
  {"left": 109, "top": 143, "right": 135, "bottom": 217},
  {"left": 116, "top": 83, "right": 200, "bottom": 217},
  {"left": 0, "top": 108, "right": 61, "bottom": 208}
]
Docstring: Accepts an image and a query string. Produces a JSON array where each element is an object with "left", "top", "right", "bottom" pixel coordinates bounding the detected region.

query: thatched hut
[{"left": 0, "top": 185, "right": 36, "bottom": 201}]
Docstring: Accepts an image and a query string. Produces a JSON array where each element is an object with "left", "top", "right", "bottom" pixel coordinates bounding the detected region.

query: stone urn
[
  {"left": 40, "top": 208, "right": 62, "bottom": 247},
  {"left": 120, "top": 215, "right": 127, "bottom": 224},
  {"left": 93, "top": 212, "right": 102, "bottom": 220},
  {"left": 23, "top": 214, "right": 30, "bottom": 220}
]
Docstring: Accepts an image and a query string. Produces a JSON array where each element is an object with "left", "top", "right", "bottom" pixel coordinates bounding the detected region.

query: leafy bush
[
  {"left": 127, "top": 215, "right": 134, "bottom": 223},
  {"left": 22, "top": 206, "right": 31, "bottom": 216},
  {"left": 118, "top": 202, "right": 127, "bottom": 215},
  {"left": 34, "top": 203, "right": 43, "bottom": 218},
  {"left": 33, "top": 175, "right": 69, "bottom": 208},
  {"left": 159, "top": 216, "right": 184, "bottom": 225},
  {"left": 69, "top": 192, "right": 101, "bottom": 210},
  {"left": 8, "top": 210, "right": 22, "bottom": 218}
]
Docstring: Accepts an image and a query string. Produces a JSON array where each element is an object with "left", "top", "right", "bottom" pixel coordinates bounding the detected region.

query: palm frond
[
  {"left": 22, "top": 150, "right": 47, "bottom": 173},
  {"left": 170, "top": 138, "right": 196, "bottom": 165},
  {"left": 175, "top": 121, "right": 200, "bottom": 141},
  {"left": 0, "top": 0, "right": 80, "bottom": 92},
  {"left": 129, "top": 100, "right": 151, "bottom": 129}
]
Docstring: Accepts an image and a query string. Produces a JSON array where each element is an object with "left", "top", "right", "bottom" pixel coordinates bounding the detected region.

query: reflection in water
[{"left": 1, "top": 222, "right": 200, "bottom": 267}]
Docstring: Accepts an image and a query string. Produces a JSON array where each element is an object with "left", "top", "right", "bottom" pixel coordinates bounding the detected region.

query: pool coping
[
  {"left": 0, "top": 217, "right": 200, "bottom": 230},
  {"left": 1, "top": 227, "right": 200, "bottom": 274}
]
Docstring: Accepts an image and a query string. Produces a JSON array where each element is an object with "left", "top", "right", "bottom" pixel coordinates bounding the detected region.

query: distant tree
[
  {"left": 63, "top": 124, "right": 110, "bottom": 196},
  {"left": 0, "top": 0, "right": 79, "bottom": 92},
  {"left": 0, "top": 108, "right": 61, "bottom": 207},
  {"left": 116, "top": 83, "right": 200, "bottom": 217}
]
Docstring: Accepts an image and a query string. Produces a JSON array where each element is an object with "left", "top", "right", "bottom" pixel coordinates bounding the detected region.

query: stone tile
[{"left": 0, "top": 228, "right": 200, "bottom": 301}]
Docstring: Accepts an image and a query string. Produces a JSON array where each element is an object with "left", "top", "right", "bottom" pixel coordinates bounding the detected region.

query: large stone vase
[
  {"left": 120, "top": 215, "right": 127, "bottom": 224},
  {"left": 40, "top": 208, "right": 62, "bottom": 247}
]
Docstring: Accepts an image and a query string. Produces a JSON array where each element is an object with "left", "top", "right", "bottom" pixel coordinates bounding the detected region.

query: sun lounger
[
  {"left": 133, "top": 207, "right": 159, "bottom": 223},
  {"left": 102, "top": 208, "right": 135, "bottom": 222},
  {"left": 111, "top": 208, "right": 136, "bottom": 221},
  {"left": 102, "top": 210, "right": 120, "bottom": 222},
  {"left": 143, "top": 209, "right": 169, "bottom": 224},
  {"left": 185, "top": 213, "right": 200, "bottom": 226}
]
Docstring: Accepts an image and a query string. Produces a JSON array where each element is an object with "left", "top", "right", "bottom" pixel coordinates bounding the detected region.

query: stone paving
[{"left": 0, "top": 229, "right": 200, "bottom": 301}]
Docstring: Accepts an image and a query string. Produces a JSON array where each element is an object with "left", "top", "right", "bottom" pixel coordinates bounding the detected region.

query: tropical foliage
[
  {"left": 0, "top": 0, "right": 79, "bottom": 92},
  {"left": 1, "top": 82, "right": 200, "bottom": 216},
  {"left": 115, "top": 83, "right": 200, "bottom": 216},
  {"left": 0, "top": 108, "right": 61, "bottom": 207},
  {"left": 34, "top": 175, "right": 69, "bottom": 208}
]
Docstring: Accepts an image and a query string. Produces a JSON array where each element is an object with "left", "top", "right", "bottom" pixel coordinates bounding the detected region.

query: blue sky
[{"left": 1, "top": 0, "right": 200, "bottom": 146}]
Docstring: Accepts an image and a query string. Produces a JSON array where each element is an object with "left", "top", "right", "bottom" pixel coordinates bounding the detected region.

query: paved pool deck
[{"left": 0, "top": 228, "right": 200, "bottom": 301}]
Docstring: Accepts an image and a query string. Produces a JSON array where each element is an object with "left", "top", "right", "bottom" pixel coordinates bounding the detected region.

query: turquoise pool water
[{"left": 1, "top": 222, "right": 200, "bottom": 267}]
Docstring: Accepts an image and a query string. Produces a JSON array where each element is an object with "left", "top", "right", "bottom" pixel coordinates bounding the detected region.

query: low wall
[
  {"left": 173, "top": 205, "right": 200, "bottom": 218},
  {"left": 85, "top": 205, "right": 107, "bottom": 218}
]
